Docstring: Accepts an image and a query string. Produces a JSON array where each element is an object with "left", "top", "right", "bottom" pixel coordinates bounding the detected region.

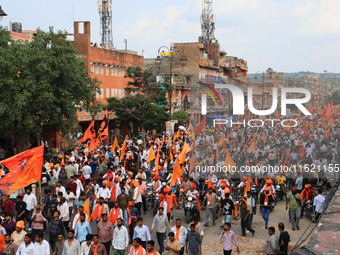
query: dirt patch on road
[{"left": 202, "top": 235, "right": 266, "bottom": 254}]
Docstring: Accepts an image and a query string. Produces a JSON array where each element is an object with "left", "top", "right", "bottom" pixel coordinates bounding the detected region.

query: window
[
  {"left": 95, "top": 64, "right": 99, "bottom": 74},
  {"left": 111, "top": 66, "right": 114, "bottom": 76},
  {"left": 111, "top": 88, "right": 114, "bottom": 97},
  {"left": 106, "top": 88, "right": 110, "bottom": 98},
  {"left": 117, "top": 66, "right": 120, "bottom": 77},
  {"left": 114, "top": 88, "right": 118, "bottom": 98},
  {"left": 100, "top": 64, "right": 103, "bottom": 75},
  {"left": 106, "top": 65, "right": 109, "bottom": 75},
  {"left": 96, "top": 92, "right": 100, "bottom": 98},
  {"left": 100, "top": 88, "right": 104, "bottom": 98},
  {"left": 115, "top": 66, "right": 118, "bottom": 76},
  {"left": 90, "top": 62, "right": 94, "bottom": 74}
]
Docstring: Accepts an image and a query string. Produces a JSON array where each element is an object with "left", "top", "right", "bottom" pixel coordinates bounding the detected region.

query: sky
[{"left": 1, "top": 0, "right": 340, "bottom": 73}]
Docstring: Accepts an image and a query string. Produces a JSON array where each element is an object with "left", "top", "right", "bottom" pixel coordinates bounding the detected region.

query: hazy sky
[{"left": 1, "top": 0, "right": 339, "bottom": 73}]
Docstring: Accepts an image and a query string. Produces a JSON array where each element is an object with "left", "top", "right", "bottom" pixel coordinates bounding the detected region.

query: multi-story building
[
  {"left": 144, "top": 42, "right": 248, "bottom": 122},
  {"left": 72, "top": 21, "right": 144, "bottom": 133}
]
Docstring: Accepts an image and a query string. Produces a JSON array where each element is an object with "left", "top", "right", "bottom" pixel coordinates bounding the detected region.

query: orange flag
[
  {"left": 0, "top": 145, "right": 44, "bottom": 190},
  {"left": 170, "top": 158, "right": 183, "bottom": 187},
  {"left": 169, "top": 150, "right": 174, "bottom": 162},
  {"left": 189, "top": 154, "right": 195, "bottom": 176},
  {"left": 243, "top": 172, "right": 251, "bottom": 197},
  {"left": 78, "top": 121, "right": 95, "bottom": 143},
  {"left": 154, "top": 142, "right": 163, "bottom": 175},
  {"left": 83, "top": 198, "right": 91, "bottom": 222},
  {"left": 194, "top": 116, "right": 206, "bottom": 136},
  {"left": 324, "top": 103, "right": 333, "bottom": 120},
  {"left": 146, "top": 146, "right": 156, "bottom": 163},
  {"left": 8, "top": 155, "right": 41, "bottom": 194},
  {"left": 111, "top": 137, "right": 119, "bottom": 152},
  {"left": 120, "top": 137, "right": 127, "bottom": 160},
  {"left": 224, "top": 149, "right": 236, "bottom": 169},
  {"left": 98, "top": 110, "right": 109, "bottom": 141},
  {"left": 173, "top": 130, "right": 180, "bottom": 141},
  {"left": 179, "top": 143, "right": 190, "bottom": 164}
]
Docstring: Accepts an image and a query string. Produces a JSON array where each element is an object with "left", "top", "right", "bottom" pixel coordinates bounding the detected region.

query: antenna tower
[
  {"left": 200, "top": 0, "right": 216, "bottom": 50},
  {"left": 97, "top": 0, "right": 114, "bottom": 49}
]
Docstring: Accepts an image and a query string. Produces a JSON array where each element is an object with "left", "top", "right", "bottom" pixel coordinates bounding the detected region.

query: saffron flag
[
  {"left": 154, "top": 142, "right": 163, "bottom": 175},
  {"left": 120, "top": 137, "right": 127, "bottom": 160},
  {"left": 98, "top": 110, "right": 109, "bottom": 141},
  {"left": 78, "top": 121, "right": 95, "bottom": 143},
  {"left": 111, "top": 137, "right": 119, "bottom": 152},
  {"left": 8, "top": 155, "right": 41, "bottom": 194},
  {"left": 243, "top": 172, "right": 252, "bottom": 197},
  {"left": 170, "top": 158, "right": 183, "bottom": 187},
  {"left": 194, "top": 116, "right": 206, "bottom": 136},
  {"left": 169, "top": 150, "right": 174, "bottom": 162},
  {"left": 89, "top": 135, "right": 100, "bottom": 152},
  {"left": 82, "top": 198, "right": 91, "bottom": 222},
  {"left": 0, "top": 145, "right": 44, "bottom": 191},
  {"left": 146, "top": 146, "right": 156, "bottom": 163},
  {"left": 179, "top": 143, "right": 190, "bottom": 164},
  {"left": 324, "top": 103, "right": 333, "bottom": 120},
  {"left": 224, "top": 149, "right": 236, "bottom": 169}
]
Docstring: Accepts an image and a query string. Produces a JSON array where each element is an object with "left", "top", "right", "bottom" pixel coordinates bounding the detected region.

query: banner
[{"left": 0, "top": 145, "right": 44, "bottom": 191}]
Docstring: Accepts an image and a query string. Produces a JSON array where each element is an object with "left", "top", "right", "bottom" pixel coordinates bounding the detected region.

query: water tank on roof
[{"left": 12, "top": 22, "right": 22, "bottom": 33}]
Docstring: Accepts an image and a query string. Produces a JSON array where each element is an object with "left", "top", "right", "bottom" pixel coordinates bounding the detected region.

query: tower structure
[
  {"left": 97, "top": 0, "right": 114, "bottom": 49},
  {"left": 200, "top": 0, "right": 216, "bottom": 50}
]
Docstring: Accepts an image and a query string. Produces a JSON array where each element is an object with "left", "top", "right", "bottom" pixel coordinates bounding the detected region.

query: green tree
[
  {"left": 0, "top": 27, "right": 101, "bottom": 151},
  {"left": 327, "top": 91, "right": 340, "bottom": 105},
  {"left": 172, "top": 110, "right": 190, "bottom": 123},
  {"left": 106, "top": 95, "right": 169, "bottom": 134}
]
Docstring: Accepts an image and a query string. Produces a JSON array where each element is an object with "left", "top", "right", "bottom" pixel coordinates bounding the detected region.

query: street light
[{"left": 0, "top": 6, "right": 7, "bottom": 21}]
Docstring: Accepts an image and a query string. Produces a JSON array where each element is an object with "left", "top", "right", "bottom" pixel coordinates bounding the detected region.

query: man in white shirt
[
  {"left": 133, "top": 218, "right": 151, "bottom": 249},
  {"left": 16, "top": 233, "right": 34, "bottom": 255},
  {"left": 313, "top": 188, "right": 326, "bottom": 221},
  {"left": 56, "top": 181, "right": 66, "bottom": 196},
  {"left": 112, "top": 218, "right": 129, "bottom": 254},
  {"left": 23, "top": 188, "right": 37, "bottom": 230},
  {"left": 34, "top": 233, "right": 50, "bottom": 255},
  {"left": 171, "top": 218, "right": 188, "bottom": 254},
  {"left": 58, "top": 197, "right": 70, "bottom": 232},
  {"left": 97, "top": 182, "right": 111, "bottom": 202},
  {"left": 80, "top": 234, "right": 93, "bottom": 255},
  {"left": 82, "top": 162, "right": 92, "bottom": 181}
]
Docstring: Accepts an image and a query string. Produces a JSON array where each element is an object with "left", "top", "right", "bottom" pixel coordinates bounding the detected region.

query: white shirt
[
  {"left": 313, "top": 194, "right": 326, "bottom": 213},
  {"left": 133, "top": 187, "right": 142, "bottom": 203},
  {"left": 56, "top": 186, "right": 66, "bottom": 196},
  {"left": 23, "top": 193, "right": 37, "bottom": 211},
  {"left": 171, "top": 225, "right": 188, "bottom": 247},
  {"left": 64, "top": 192, "right": 75, "bottom": 208},
  {"left": 34, "top": 240, "right": 50, "bottom": 255},
  {"left": 16, "top": 242, "right": 34, "bottom": 255},
  {"left": 97, "top": 187, "right": 111, "bottom": 200},
  {"left": 58, "top": 202, "right": 70, "bottom": 222},
  {"left": 80, "top": 241, "right": 92, "bottom": 255},
  {"left": 75, "top": 179, "right": 84, "bottom": 198},
  {"left": 82, "top": 165, "right": 92, "bottom": 179},
  {"left": 112, "top": 225, "right": 129, "bottom": 250}
]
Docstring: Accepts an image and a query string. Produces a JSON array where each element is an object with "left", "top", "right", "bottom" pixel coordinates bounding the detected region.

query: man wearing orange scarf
[
  {"left": 108, "top": 202, "right": 123, "bottom": 226},
  {"left": 129, "top": 237, "right": 146, "bottom": 255},
  {"left": 89, "top": 234, "right": 106, "bottom": 255},
  {"left": 260, "top": 187, "right": 274, "bottom": 229},
  {"left": 240, "top": 197, "right": 255, "bottom": 237},
  {"left": 170, "top": 219, "right": 187, "bottom": 255},
  {"left": 203, "top": 187, "right": 218, "bottom": 227}
]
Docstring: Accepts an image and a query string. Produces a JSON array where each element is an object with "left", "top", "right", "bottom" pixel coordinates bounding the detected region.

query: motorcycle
[
  {"left": 234, "top": 195, "right": 243, "bottom": 220},
  {"left": 177, "top": 188, "right": 185, "bottom": 209},
  {"left": 145, "top": 183, "right": 156, "bottom": 211},
  {"left": 275, "top": 184, "right": 285, "bottom": 201},
  {"left": 152, "top": 193, "right": 160, "bottom": 216},
  {"left": 305, "top": 199, "right": 316, "bottom": 221},
  {"left": 184, "top": 196, "right": 200, "bottom": 223}
]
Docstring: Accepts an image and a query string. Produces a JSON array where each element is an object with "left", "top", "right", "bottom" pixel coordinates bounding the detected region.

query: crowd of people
[{"left": 0, "top": 109, "right": 338, "bottom": 255}]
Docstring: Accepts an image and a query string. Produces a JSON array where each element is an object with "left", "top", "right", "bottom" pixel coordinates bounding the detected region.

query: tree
[
  {"left": 172, "top": 110, "right": 190, "bottom": 123},
  {"left": 106, "top": 95, "right": 169, "bottom": 134},
  {"left": 124, "top": 66, "right": 170, "bottom": 107},
  {"left": 327, "top": 91, "right": 340, "bottom": 105},
  {"left": 0, "top": 27, "right": 101, "bottom": 151}
]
